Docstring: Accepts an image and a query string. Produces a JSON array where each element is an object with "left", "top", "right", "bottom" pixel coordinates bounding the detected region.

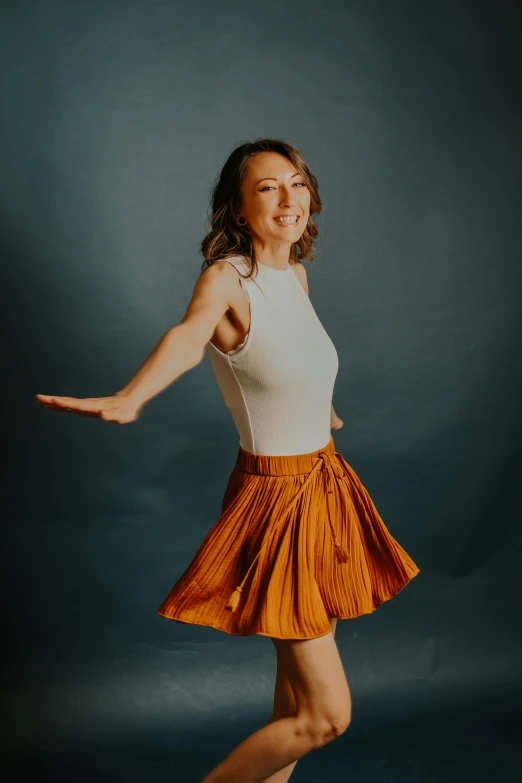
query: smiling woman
[
  {"left": 156, "top": 139, "right": 419, "bottom": 783},
  {"left": 200, "top": 137, "right": 322, "bottom": 279},
  {"left": 35, "top": 137, "right": 420, "bottom": 783}
]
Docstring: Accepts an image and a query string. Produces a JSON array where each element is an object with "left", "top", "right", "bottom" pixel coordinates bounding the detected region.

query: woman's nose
[{"left": 280, "top": 189, "right": 297, "bottom": 206}]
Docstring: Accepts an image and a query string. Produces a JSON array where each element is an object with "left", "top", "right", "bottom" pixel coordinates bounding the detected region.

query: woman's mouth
[{"left": 273, "top": 214, "right": 301, "bottom": 227}]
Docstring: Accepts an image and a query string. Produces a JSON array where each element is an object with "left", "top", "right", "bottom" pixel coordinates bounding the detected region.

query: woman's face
[{"left": 238, "top": 151, "right": 311, "bottom": 245}]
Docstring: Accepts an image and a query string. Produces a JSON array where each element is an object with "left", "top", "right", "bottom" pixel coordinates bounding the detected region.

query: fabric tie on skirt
[{"left": 225, "top": 444, "right": 350, "bottom": 613}]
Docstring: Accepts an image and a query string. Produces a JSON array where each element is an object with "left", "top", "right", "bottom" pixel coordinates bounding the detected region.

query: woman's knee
[
  {"left": 271, "top": 631, "right": 352, "bottom": 741},
  {"left": 325, "top": 706, "right": 352, "bottom": 737},
  {"left": 294, "top": 708, "right": 351, "bottom": 748}
]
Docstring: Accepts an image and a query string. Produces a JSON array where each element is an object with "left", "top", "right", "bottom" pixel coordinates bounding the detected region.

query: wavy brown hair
[{"left": 200, "top": 138, "right": 322, "bottom": 280}]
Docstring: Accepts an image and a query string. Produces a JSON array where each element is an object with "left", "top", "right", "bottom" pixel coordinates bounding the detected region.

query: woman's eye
[{"left": 259, "top": 182, "right": 306, "bottom": 192}]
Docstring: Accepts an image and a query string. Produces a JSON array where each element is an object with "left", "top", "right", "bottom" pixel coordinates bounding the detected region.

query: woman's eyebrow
[{"left": 255, "top": 173, "right": 301, "bottom": 185}]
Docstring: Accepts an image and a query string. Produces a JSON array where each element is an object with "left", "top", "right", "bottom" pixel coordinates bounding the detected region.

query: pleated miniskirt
[{"left": 156, "top": 434, "right": 420, "bottom": 640}]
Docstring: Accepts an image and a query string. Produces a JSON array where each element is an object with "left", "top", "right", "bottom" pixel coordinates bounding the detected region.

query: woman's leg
[
  {"left": 199, "top": 618, "right": 351, "bottom": 783},
  {"left": 259, "top": 618, "right": 339, "bottom": 783}
]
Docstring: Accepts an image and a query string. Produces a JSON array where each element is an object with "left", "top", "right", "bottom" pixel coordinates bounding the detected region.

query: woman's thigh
[
  {"left": 271, "top": 618, "right": 337, "bottom": 716},
  {"left": 271, "top": 619, "right": 351, "bottom": 734}
]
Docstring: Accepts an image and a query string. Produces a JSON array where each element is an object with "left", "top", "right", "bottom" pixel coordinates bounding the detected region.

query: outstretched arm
[{"left": 35, "top": 262, "right": 237, "bottom": 423}]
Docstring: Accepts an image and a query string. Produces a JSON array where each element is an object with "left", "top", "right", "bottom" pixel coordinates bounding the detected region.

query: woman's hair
[{"left": 200, "top": 137, "right": 322, "bottom": 280}]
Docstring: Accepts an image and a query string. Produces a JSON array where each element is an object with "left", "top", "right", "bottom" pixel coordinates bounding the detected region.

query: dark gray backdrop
[{"left": 2, "top": 1, "right": 521, "bottom": 780}]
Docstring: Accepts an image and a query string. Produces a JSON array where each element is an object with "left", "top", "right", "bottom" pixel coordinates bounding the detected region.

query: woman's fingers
[
  {"left": 35, "top": 394, "right": 77, "bottom": 407},
  {"left": 35, "top": 394, "right": 105, "bottom": 415},
  {"left": 36, "top": 394, "right": 93, "bottom": 408},
  {"left": 38, "top": 395, "right": 92, "bottom": 406},
  {"left": 35, "top": 393, "right": 140, "bottom": 424}
]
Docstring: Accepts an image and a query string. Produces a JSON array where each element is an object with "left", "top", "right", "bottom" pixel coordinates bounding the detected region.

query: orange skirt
[{"left": 156, "top": 434, "right": 420, "bottom": 640}]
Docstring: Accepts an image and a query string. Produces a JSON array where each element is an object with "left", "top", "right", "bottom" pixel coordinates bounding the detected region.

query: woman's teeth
[{"left": 274, "top": 216, "right": 299, "bottom": 224}]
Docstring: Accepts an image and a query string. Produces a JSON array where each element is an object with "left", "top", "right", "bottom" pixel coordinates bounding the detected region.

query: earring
[{"left": 237, "top": 216, "right": 247, "bottom": 226}]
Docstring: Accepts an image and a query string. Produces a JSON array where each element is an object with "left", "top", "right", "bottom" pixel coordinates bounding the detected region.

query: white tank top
[{"left": 206, "top": 254, "right": 339, "bottom": 456}]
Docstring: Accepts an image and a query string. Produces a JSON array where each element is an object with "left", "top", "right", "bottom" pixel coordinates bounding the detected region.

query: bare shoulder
[
  {"left": 195, "top": 259, "right": 243, "bottom": 299},
  {"left": 291, "top": 260, "right": 309, "bottom": 297},
  {"left": 179, "top": 260, "right": 240, "bottom": 339}
]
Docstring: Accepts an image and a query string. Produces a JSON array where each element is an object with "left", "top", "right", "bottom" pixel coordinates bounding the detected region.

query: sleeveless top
[{"left": 206, "top": 254, "right": 339, "bottom": 456}]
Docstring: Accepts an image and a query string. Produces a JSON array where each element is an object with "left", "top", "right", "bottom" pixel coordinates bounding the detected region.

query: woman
[{"left": 36, "top": 138, "right": 420, "bottom": 783}]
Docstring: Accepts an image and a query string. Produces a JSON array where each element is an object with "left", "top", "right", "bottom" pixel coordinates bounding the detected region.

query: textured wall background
[{"left": 2, "top": 0, "right": 521, "bottom": 780}]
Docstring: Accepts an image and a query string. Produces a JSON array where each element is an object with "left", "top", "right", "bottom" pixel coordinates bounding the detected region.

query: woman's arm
[
  {"left": 118, "top": 263, "right": 233, "bottom": 407},
  {"left": 35, "top": 262, "right": 237, "bottom": 422}
]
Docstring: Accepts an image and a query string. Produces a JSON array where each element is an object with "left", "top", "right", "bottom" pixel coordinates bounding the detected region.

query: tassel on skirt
[{"left": 156, "top": 434, "right": 420, "bottom": 640}]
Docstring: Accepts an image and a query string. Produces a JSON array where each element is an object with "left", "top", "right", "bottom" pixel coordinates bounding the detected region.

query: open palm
[{"left": 35, "top": 391, "right": 141, "bottom": 424}]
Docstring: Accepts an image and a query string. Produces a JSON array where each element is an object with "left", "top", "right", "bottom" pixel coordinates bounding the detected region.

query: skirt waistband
[{"left": 235, "top": 435, "right": 337, "bottom": 476}]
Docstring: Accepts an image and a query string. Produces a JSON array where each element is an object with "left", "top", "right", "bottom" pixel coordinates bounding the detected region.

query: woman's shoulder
[
  {"left": 198, "top": 256, "right": 253, "bottom": 294},
  {"left": 223, "top": 254, "right": 250, "bottom": 268},
  {"left": 207, "top": 254, "right": 247, "bottom": 272}
]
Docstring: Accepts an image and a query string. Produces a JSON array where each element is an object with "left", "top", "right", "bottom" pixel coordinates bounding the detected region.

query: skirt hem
[{"left": 156, "top": 567, "right": 420, "bottom": 640}]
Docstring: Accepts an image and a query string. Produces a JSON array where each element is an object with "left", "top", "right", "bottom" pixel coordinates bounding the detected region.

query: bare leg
[
  {"left": 258, "top": 618, "right": 338, "bottom": 783},
  {"left": 199, "top": 618, "right": 350, "bottom": 783}
]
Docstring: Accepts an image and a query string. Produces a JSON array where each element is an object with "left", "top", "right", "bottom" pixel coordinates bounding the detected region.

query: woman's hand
[
  {"left": 34, "top": 390, "right": 142, "bottom": 424},
  {"left": 330, "top": 413, "right": 344, "bottom": 431},
  {"left": 330, "top": 401, "right": 343, "bottom": 431}
]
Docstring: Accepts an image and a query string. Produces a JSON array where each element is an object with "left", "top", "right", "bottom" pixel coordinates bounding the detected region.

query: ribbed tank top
[{"left": 206, "top": 254, "right": 339, "bottom": 456}]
